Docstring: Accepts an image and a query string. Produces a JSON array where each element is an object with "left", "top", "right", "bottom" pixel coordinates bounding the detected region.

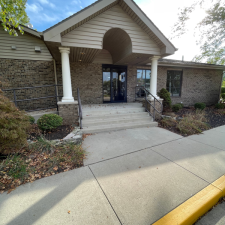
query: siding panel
[
  {"left": 92, "top": 49, "right": 113, "bottom": 64},
  {"left": 0, "top": 29, "right": 52, "bottom": 61},
  {"left": 62, "top": 5, "right": 161, "bottom": 55}
]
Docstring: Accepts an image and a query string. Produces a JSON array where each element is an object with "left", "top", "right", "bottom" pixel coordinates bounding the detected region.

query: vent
[
  {"left": 35, "top": 46, "right": 41, "bottom": 52},
  {"left": 11, "top": 46, "right": 17, "bottom": 50}
]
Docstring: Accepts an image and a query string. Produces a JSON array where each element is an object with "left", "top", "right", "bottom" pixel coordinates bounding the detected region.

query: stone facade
[
  {"left": 56, "top": 62, "right": 102, "bottom": 104},
  {"left": 1, "top": 58, "right": 222, "bottom": 111},
  {"left": 58, "top": 102, "right": 79, "bottom": 126},
  {"left": 145, "top": 97, "right": 163, "bottom": 120},
  {"left": 0, "top": 58, "right": 56, "bottom": 111},
  {"left": 157, "top": 66, "right": 223, "bottom": 106},
  {"left": 135, "top": 65, "right": 223, "bottom": 106}
]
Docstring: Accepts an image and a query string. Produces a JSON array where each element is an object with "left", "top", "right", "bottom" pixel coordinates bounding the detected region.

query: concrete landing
[{"left": 83, "top": 127, "right": 182, "bottom": 165}]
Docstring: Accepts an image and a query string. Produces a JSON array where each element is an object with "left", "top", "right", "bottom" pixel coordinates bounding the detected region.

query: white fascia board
[
  {"left": 146, "top": 63, "right": 225, "bottom": 70},
  {"left": 43, "top": 0, "right": 117, "bottom": 42},
  {"left": 22, "top": 26, "right": 41, "bottom": 38},
  {"left": 161, "top": 46, "right": 176, "bottom": 55},
  {"left": 124, "top": 0, "right": 177, "bottom": 53}
]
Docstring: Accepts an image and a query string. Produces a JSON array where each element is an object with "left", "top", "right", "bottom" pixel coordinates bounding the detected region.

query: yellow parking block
[{"left": 153, "top": 175, "right": 225, "bottom": 225}]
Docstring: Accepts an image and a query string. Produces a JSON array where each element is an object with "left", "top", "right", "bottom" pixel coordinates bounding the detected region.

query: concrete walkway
[{"left": 0, "top": 126, "right": 225, "bottom": 225}]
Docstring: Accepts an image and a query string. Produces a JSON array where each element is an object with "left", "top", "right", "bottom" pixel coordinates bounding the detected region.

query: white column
[
  {"left": 149, "top": 56, "right": 161, "bottom": 99},
  {"left": 59, "top": 47, "right": 74, "bottom": 102}
]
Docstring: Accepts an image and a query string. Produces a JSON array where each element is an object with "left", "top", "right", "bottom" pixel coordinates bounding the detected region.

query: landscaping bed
[
  {"left": 159, "top": 106, "right": 225, "bottom": 136},
  {"left": 0, "top": 139, "right": 86, "bottom": 194},
  {"left": 27, "top": 124, "right": 74, "bottom": 141}
]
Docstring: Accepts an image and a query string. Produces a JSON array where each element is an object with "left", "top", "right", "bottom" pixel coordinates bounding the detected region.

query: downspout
[
  {"left": 53, "top": 59, "right": 59, "bottom": 102},
  {"left": 218, "top": 71, "right": 224, "bottom": 103}
]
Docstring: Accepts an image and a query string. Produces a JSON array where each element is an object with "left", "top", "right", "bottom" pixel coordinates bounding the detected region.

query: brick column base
[
  {"left": 58, "top": 101, "right": 79, "bottom": 126},
  {"left": 145, "top": 97, "right": 163, "bottom": 120}
]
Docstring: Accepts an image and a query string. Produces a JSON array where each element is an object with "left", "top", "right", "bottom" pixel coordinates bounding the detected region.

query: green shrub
[
  {"left": 172, "top": 104, "right": 183, "bottom": 112},
  {"left": 37, "top": 114, "right": 63, "bottom": 131},
  {"left": 28, "top": 116, "right": 35, "bottom": 124},
  {"left": 194, "top": 103, "right": 206, "bottom": 110},
  {"left": 221, "top": 93, "right": 225, "bottom": 101},
  {"left": 221, "top": 87, "right": 225, "bottom": 94},
  {"left": 177, "top": 103, "right": 184, "bottom": 108},
  {"left": 0, "top": 90, "right": 31, "bottom": 154},
  {"left": 215, "top": 103, "right": 225, "bottom": 109},
  {"left": 158, "top": 88, "right": 172, "bottom": 109}
]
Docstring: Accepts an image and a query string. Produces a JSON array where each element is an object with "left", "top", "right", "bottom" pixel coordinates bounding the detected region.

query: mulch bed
[
  {"left": 27, "top": 124, "right": 74, "bottom": 141},
  {"left": 175, "top": 106, "right": 225, "bottom": 128},
  {"left": 159, "top": 106, "right": 225, "bottom": 136}
]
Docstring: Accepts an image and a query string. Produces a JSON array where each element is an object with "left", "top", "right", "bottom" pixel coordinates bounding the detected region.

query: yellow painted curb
[{"left": 153, "top": 175, "right": 225, "bottom": 225}]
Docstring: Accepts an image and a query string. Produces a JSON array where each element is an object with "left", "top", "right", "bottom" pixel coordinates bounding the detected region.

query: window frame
[
  {"left": 166, "top": 70, "right": 183, "bottom": 97},
  {"left": 136, "top": 69, "right": 151, "bottom": 89}
]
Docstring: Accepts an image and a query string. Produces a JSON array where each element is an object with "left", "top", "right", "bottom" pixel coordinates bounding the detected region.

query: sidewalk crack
[{"left": 88, "top": 166, "right": 123, "bottom": 225}]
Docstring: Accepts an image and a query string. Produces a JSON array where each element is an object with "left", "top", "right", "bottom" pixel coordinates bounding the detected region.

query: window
[
  {"left": 137, "top": 69, "right": 151, "bottom": 90},
  {"left": 166, "top": 70, "right": 182, "bottom": 97}
]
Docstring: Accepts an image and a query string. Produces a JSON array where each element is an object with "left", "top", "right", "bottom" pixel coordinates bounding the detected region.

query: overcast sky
[{"left": 26, "top": 0, "right": 206, "bottom": 61}]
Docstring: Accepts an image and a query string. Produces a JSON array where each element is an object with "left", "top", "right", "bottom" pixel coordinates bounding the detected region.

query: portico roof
[{"left": 43, "top": 0, "right": 177, "bottom": 65}]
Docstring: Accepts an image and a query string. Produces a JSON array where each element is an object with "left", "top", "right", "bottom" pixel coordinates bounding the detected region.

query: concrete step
[
  {"left": 82, "top": 121, "right": 158, "bottom": 134},
  {"left": 83, "top": 112, "right": 149, "bottom": 121},
  {"left": 82, "top": 116, "right": 152, "bottom": 127},
  {"left": 82, "top": 107, "right": 145, "bottom": 116}
]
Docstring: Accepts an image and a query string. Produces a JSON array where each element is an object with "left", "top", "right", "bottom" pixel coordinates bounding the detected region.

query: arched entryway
[{"left": 103, "top": 28, "right": 132, "bottom": 64}]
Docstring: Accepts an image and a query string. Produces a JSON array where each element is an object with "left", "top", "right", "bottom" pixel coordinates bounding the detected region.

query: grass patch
[
  {"left": 0, "top": 138, "right": 86, "bottom": 194},
  {"left": 160, "top": 110, "right": 210, "bottom": 136}
]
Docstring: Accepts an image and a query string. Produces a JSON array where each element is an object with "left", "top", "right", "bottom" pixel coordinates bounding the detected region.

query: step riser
[
  {"left": 83, "top": 112, "right": 149, "bottom": 121},
  {"left": 83, "top": 117, "right": 153, "bottom": 127},
  {"left": 82, "top": 122, "right": 158, "bottom": 134},
  {"left": 83, "top": 109, "right": 145, "bottom": 116}
]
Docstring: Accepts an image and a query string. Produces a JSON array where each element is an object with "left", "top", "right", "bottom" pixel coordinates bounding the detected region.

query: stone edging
[{"left": 28, "top": 127, "right": 83, "bottom": 146}]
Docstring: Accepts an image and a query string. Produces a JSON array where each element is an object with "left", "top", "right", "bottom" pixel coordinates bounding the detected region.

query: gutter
[{"left": 146, "top": 63, "right": 225, "bottom": 70}]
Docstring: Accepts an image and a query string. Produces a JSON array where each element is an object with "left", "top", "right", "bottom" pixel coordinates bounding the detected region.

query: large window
[
  {"left": 137, "top": 69, "right": 151, "bottom": 90},
  {"left": 166, "top": 70, "right": 182, "bottom": 97}
]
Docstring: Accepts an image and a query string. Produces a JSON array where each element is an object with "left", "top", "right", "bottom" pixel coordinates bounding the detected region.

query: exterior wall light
[
  {"left": 35, "top": 46, "right": 41, "bottom": 52},
  {"left": 11, "top": 46, "right": 17, "bottom": 50}
]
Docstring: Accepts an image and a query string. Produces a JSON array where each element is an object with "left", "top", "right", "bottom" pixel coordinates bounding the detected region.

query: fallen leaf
[
  {"left": 53, "top": 166, "right": 58, "bottom": 171},
  {"left": 7, "top": 189, "right": 15, "bottom": 194}
]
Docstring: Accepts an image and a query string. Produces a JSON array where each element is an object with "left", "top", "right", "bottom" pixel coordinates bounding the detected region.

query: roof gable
[{"left": 43, "top": 0, "right": 177, "bottom": 55}]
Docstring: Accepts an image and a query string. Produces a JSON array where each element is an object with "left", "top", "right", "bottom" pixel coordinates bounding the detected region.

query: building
[{"left": 0, "top": 0, "right": 224, "bottom": 128}]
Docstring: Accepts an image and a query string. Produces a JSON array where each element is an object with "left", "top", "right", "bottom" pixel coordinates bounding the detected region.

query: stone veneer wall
[
  {"left": 1, "top": 58, "right": 222, "bottom": 110},
  {"left": 56, "top": 62, "right": 103, "bottom": 104},
  {"left": 133, "top": 65, "right": 223, "bottom": 106},
  {"left": 0, "top": 58, "right": 56, "bottom": 111},
  {"left": 157, "top": 66, "right": 223, "bottom": 106}
]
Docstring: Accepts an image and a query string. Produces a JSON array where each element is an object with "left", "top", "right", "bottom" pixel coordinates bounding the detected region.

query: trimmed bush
[
  {"left": 221, "top": 93, "right": 225, "bottom": 101},
  {"left": 172, "top": 104, "right": 182, "bottom": 112},
  {"left": 158, "top": 88, "right": 172, "bottom": 109},
  {"left": 177, "top": 103, "right": 184, "bottom": 108},
  {"left": 221, "top": 87, "right": 225, "bottom": 94},
  {"left": 194, "top": 103, "right": 206, "bottom": 110},
  {"left": 0, "top": 90, "right": 31, "bottom": 154},
  {"left": 215, "top": 103, "right": 225, "bottom": 109},
  {"left": 37, "top": 114, "right": 63, "bottom": 131},
  {"left": 28, "top": 116, "right": 35, "bottom": 124}
]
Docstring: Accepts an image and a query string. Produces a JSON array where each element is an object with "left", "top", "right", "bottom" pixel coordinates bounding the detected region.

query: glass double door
[{"left": 103, "top": 65, "right": 127, "bottom": 103}]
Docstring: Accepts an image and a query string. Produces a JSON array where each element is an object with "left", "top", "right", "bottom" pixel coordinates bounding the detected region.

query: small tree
[
  {"left": 0, "top": 0, "right": 30, "bottom": 36},
  {"left": 158, "top": 88, "right": 172, "bottom": 109},
  {"left": 0, "top": 85, "right": 30, "bottom": 154}
]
